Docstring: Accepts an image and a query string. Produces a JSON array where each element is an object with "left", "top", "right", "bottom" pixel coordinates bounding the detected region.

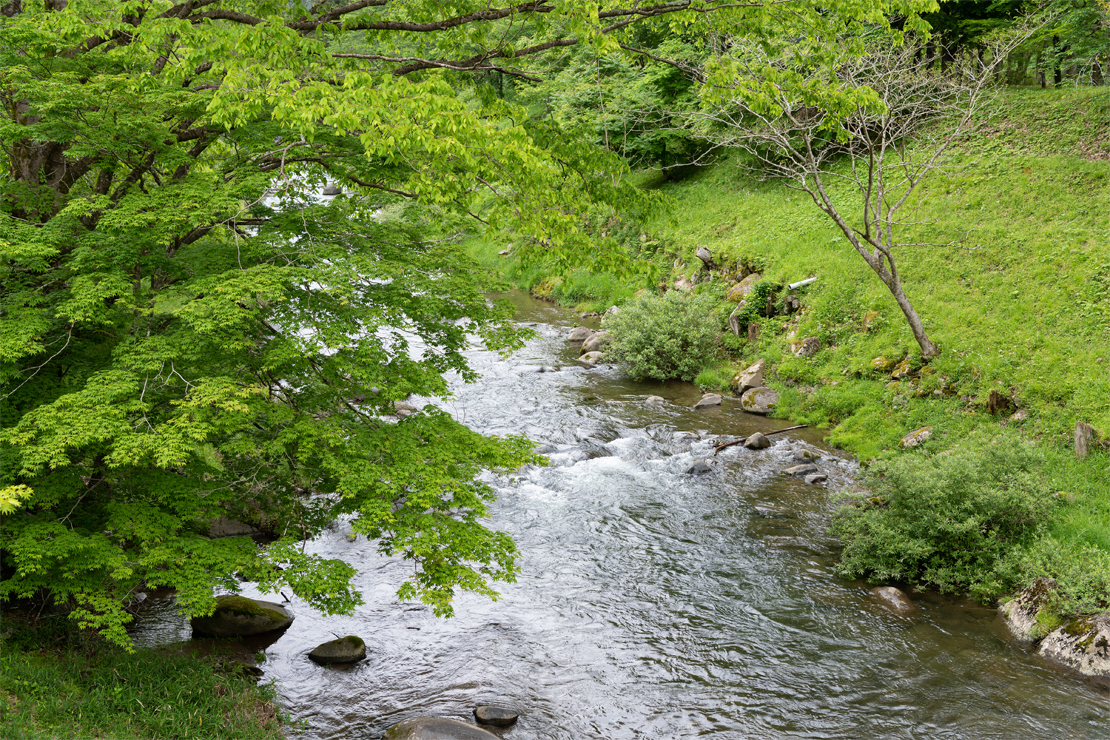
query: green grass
[
  {"left": 0, "top": 617, "right": 285, "bottom": 740},
  {"left": 473, "top": 86, "right": 1110, "bottom": 613}
]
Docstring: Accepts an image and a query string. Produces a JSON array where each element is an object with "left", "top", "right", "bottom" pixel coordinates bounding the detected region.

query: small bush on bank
[
  {"left": 830, "top": 431, "right": 1055, "bottom": 601},
  {"left": 604, "top": 290, "right": 720, "bottom": 381}
]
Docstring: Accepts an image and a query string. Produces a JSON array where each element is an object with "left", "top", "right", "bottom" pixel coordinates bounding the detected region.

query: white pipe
[{"left": 788, "top": 277, "right": 817, "bottom": 290}]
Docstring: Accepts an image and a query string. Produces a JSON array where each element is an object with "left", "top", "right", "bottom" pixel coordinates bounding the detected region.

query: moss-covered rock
[{"left": 191, "top": 596, "right": 294, "bottom": 638}]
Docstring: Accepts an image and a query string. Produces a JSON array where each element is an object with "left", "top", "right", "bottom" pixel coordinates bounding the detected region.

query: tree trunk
[
  {"left": 883, "top": 272, "right": 939, "bottom": 360},
  {"left": 1053, "top": 36, "right": 1062, "bottom": 86}
]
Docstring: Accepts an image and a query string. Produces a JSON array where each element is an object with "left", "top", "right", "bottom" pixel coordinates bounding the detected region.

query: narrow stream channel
[{"left": 133, "top": 292, "right": 1108, "bottom": 739}]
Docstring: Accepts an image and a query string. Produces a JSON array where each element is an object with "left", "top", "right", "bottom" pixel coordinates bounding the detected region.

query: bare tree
[{"left": 692, "top": 34, "right": 1027, "bottom": 361}]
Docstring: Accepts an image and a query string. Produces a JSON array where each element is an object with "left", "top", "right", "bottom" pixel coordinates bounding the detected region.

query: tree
[
  {"left": 693, "top": 29, "right": 1028, "bottom": 361},
  {"left": 1, "top": 0, "right": 940, "bottom": 646}
]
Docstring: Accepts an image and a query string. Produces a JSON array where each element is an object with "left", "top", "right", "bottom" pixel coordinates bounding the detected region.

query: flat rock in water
[
  {"left": 191, "top": 596, "right": 293, "bottom": 638},
  {"left": 473, "top": 706, "right": 519, "bottom": 727},
  {"left": 686, "top": 459, "right": 713, "bottom": 475},
  {"left": 740, "top": 387, "right": 778, "bottom": 415},
  {"left": 308, "top": 635, "right": 366, "bottom": 665},
  {"left": 782, "top": 464, "right": 818, "bottom": 476},
  {"left": 804, "top": 473, "right": 827, "bottom": 485},
  {"left": 567, "top": 326, "right": 592, "bottom": 342},
  {"left": 871, "top": 586, "right": 915, "bottom": 614},
  {"left": 384, "top": 718, "right": 500, "bottom": 740},
  {"left": 743, "top": 432, "right": 771, "bottom": 449},
  {"left": 693, "top": 394, "right": 722, "bottom": 409}
]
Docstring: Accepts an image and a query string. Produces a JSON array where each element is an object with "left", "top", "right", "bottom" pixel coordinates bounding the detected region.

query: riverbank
[
  {"left": 466, "top": 87, "right": 1110, "bottom": 626},
  {"left": 0, "top": 613, "right": 284, "bottom": 739}
]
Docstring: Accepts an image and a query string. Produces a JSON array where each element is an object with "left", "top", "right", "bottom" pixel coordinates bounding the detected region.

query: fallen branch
[{"left": 714, "top": 424, "right": 808, "bottom": 455}]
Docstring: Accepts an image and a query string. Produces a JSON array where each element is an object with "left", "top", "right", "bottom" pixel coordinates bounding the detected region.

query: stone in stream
[
  {"left": 692, "top": 394, "right": 722, "bottom": 409},
  {"left": 581, "top": 330, "right": 610, "bottom": 353},
  {"left": 384, "top": 718, "right": 500, "bottom": 740},
  {"left": 644, "top": 395, "right": 665, "bottom": 406},
  {"left": 740, "top": 387, "right": 778, "bottom": 415},
  {"left": 473, "top": 705, "right": 519, "bottom": 727},
  {"left": 742, "top": 432, "right": 771, "bottom": 449},
  {"left": 870, "top": 586, "right": 915, "bottom": 615},
  {"left": 579, "top": 351, "right": 603, "bottom": 367},
  {"left": 394, "top": 400, "right": 419, "bottom": 417},
  {"left": 782, "top": 464, "right": 818, "bottom": 477},
  {"left": 190, "top": 596, "right": 293, "bottom": 638},
  {"left": 1037, "top": 614, "right": 1110, "bottom": 680},
  {"left": 804, "top": 473, "right": 828, "bottom": 485},
  {"left": 793, "top": 449, "right": 821, "bottom": 463},
  {"left": 686, "top": 459, "right": 713, "bottom": 475},
  {"left": 308, "top": 635, "right": 366, "bottom": 665},
  {"left": 567, "top": 326, "right": 592, "bottom": 342}
]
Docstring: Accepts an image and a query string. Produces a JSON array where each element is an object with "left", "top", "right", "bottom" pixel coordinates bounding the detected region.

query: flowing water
[{"left": 133, "top": 292, "right": 1108, "bottom": 739}]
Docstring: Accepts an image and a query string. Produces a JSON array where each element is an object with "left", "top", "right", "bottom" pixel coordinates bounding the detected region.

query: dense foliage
[
  {"left": 830, "top": 433, "right": 1054, "bottom": 598},
  {"left": 602, "top": 290, "right": 721, "bottom": 381}
]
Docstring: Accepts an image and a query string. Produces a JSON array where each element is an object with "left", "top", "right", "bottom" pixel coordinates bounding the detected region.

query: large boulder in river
[
  {"left": 1037, "top": 614, "right": 1110, "bottom": 680},
  {"left": 308, "top": 635, "right": 366, "bottom": 665},
  {"left": 384, "top": 718, "right": 500, "bottom": 740},
  {"left": 731, "top": 359, "right": 765, "bottom": 394},
  {"left": 581, "top": 330, "right": 610, "bottom": 353},
  {"left": 740, "top": 386, "right": 778, "bottom": 415},
  {"left": 727, "top": 273, "right": 761, "bottom": 302},
  {"left": 567, "top": 326, "right": 592, "bottom": 342},
  {"left": 191, "top": 596, "right": 293, "bottom": 638}
]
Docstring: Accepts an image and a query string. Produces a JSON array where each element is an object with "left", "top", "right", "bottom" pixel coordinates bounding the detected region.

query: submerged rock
[
  {"left": 686, "top": 459, "right": 713, "bottom": 475},
  {"left": 473, "top": 705, "right": 519, "bottom": 727},
  {"left": 309, "top": 635, "right": 366, "bottom": 665},
  {"left": 871, "top": 586, "right": 915, "bottom": 615},
  {"left": 191, "top": 596, "right": 293, "bottom": 638},
  {"left": 740, "top": 387, "right": 778, "bottom": 415},
  {"left": 384, "top": 718, "right": 500, "bottom": 740}
]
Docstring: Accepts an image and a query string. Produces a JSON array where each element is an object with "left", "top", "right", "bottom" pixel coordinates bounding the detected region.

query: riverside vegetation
[{"left": 470, "top": 85, "right": 1110, "bottom": 624}]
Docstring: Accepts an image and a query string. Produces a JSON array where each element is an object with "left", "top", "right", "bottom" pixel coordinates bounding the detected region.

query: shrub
[
  {"left": 603, "top": 290, "right": 720, "bottom": 381},
  {"left": 830, "top": 431, "right": 1055, "bottom": 600}
]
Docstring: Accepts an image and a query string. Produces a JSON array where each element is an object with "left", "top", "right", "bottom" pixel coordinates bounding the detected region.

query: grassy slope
[
  {"left": 0, "top": 618, "right": 285, "bottom": 740},
  {"left": 470, "top": 86, "right": 1110, "bottom": 587}
]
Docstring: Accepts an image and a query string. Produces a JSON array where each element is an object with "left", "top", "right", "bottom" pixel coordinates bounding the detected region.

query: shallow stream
[{"left": 133, "top": 292, "right": 1108, "bottom": 739}]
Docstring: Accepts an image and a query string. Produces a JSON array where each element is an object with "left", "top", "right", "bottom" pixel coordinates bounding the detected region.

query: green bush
[
  {"left": 603, "top": 290, "right": 720, "bottom": 381},
  {"left": 830, "top": 431, "right": 1055, "bottom": 600}
]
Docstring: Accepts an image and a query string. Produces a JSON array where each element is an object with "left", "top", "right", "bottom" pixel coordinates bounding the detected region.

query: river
[{"left": 132, "top": 291, "right": 1108, "bottom": 739}]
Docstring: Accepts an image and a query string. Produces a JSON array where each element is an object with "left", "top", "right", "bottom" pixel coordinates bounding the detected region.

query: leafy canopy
[{"left": 1, "top": 0, "right": 941, "bottom": 646}]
